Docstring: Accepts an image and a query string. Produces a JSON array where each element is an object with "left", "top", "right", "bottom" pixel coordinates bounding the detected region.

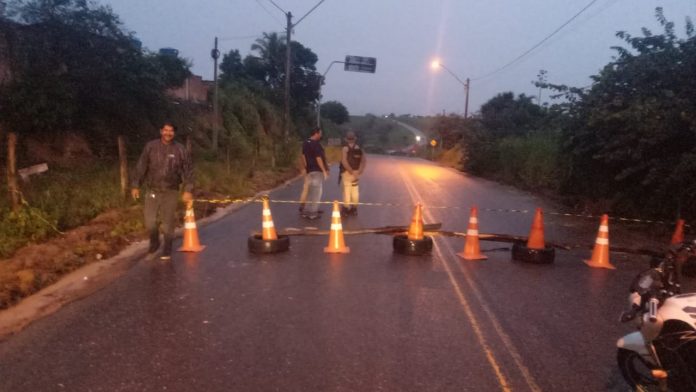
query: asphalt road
[{"left": 0, "top": 155, "right": 691, "bottom": 391}]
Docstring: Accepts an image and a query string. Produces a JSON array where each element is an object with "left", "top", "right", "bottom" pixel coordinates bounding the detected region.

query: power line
[
  {"left": 294, "top": 0, "right": 327, "bottom": 27},
  {"left": 266, "top": 0, "right": 286, "bottom": 14},
  {"left": 472, "top": 0, "right": 601, "bottom": 81},
  {"left": 219, "top": 34, "right": 265, "bottom": 41},
  {"left": 254, "top": 0, "right": 284, "bottom": 27}
]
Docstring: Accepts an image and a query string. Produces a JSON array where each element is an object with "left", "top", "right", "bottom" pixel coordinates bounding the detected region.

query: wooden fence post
[
  {"left": 117, "top": 135, "right": 128, "bottom": 200},
  {"left": 7, "top": 132, "right": 20, "bottom": 211}
]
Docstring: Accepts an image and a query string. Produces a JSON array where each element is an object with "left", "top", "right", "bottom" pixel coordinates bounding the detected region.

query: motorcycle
[{"left": 617, "top": 240, "right": 696, "bottom": 391}]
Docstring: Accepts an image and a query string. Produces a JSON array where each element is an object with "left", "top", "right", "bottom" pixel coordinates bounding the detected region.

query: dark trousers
[{"left": 143, "top": 189, "right": 179, "bottom": 256}]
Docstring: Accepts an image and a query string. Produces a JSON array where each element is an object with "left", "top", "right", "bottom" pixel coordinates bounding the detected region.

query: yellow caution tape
[{"left": 192, "top": 197, "right": 688, "bottom": 227}]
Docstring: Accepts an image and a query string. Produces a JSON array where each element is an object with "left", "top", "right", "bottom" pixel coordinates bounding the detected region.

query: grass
[
  {"left": 0, "top": 162, "right": 127, "bottom": 258},
  {"left": 0, "top": 156, "right": 299, "bottom": 309},
  {"left": 0, "top": 156, "right": 298, "bottom": 259}
]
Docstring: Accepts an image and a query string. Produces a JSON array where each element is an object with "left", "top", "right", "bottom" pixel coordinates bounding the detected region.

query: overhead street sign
[{"left": 344, "top": 55, "right": 376, "bottom": 73}]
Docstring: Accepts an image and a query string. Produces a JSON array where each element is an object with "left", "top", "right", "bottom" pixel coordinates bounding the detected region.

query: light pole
[
  {"left": 316, "top": 60, "right": 344, "bottom": 127},
  {"left": 316, "top": 56, "right": 377, "bottom": 127},
  {"left": 431, "top": 60, "right": 470, "bottom": 119}
]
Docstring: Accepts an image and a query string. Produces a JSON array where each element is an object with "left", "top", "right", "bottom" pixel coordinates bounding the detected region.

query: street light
[
  {"left": 431, "top": 60, "right": 470, "bottom": 119},
  {"left": 316, "top": 56, "right": 377, "bottom": 127}
]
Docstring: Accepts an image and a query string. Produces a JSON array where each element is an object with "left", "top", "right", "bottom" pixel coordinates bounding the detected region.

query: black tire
[
  {"left": 393, "top": 234, "right": 433, "bottom": 256},
  {"left": 248, "top": 234, "right": 290, "bottom": 254},
  {"left": 511, "top": 241, "right": 555, "bottom": 264},
  {"left": 616, "top": 348, "right": 659, "bottom": 390}
]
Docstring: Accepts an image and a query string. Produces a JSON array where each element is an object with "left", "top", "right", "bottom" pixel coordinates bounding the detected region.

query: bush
[{"left": 484, "top": 130, "right": 567, "bottom": 191}]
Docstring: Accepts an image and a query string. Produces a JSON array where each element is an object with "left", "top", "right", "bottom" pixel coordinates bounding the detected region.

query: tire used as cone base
[
  {"left": 511, "top": 241, "right": 554, "bottom": 264},
  {"left": 393, "top": 234, "right": 433, "bottom": 256},
  {"left": 248, "top": 234, "right": 290, "bottom": 254}
]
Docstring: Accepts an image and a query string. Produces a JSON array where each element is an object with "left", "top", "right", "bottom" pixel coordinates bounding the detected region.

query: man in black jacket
[
  {"left": 131, "top": 122, "right": 194, "bottom": 260},
  {"left": 300, "top": 127, "right": 329, "bottom": 219}
]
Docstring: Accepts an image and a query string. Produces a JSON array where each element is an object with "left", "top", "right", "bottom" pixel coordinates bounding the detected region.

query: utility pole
[
  {"left": 464, "top": 78, "right": 470, "bottom": 119},
  {"left": 211, "top": 37, "right": 221, "bottom": 151},
  {"left": 284, "top": 12, "right": 292, "bottom": 140},
  {"left": 432, "top": 61, "right": 470, "bottom": 119},
  {"left": 265, "top": 0, "right": 326, "bottom": 138}
]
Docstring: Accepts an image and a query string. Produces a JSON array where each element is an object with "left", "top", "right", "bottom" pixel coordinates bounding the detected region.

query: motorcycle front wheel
[{"left": 617, "top": 348, "right": 660, "bottom": 391}]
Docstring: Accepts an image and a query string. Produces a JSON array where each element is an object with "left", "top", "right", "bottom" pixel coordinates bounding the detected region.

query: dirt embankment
[{"left": 0, "top": 167, "right": 299, "bottom": 310}]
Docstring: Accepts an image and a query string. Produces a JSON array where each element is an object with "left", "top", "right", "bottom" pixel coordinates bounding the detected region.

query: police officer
[
  {"left": 131, "top": 122, "right": 194, "bottom": 260},
  {"left": 339, "top": 131, "right": 366, "bottom": 216}
]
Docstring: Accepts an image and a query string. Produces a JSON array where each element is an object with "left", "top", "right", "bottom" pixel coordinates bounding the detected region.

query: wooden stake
[
  {"left": 117, "top": 135, "right": 128, "bottom": 200},
  {"left": 7, "top": 132, "right": 20, "bottom": 211}
]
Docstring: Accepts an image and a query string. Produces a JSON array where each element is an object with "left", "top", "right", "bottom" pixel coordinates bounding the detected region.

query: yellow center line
[
  {"left": 397, "top": 166, "right": 512, "bottom": 392},
  {"left": 439, "top": 239, "right": 543, "bottom": 392},
  {"left": 400, "top": 163, "right": 543, "bottom": 392}
]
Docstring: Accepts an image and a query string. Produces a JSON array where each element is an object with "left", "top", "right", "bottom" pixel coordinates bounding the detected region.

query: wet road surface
[{"left": 1, "top": 155, "right": 692, "bottom": 391}]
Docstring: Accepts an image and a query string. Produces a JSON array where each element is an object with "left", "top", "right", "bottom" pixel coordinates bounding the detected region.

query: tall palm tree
[{"left": 249, "top": 32, "right": 286, "bottom": 90}]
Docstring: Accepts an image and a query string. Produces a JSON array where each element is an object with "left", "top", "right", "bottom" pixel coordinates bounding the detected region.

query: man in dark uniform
[
  {"left": 339, "top": 131, "right": 366, "bottom": 216},
  {"left": 301, "top": 127, "right": 329, "bottom": 220},
  {"left": 131, "top": 122, "right": 194, "bottom": 260}
]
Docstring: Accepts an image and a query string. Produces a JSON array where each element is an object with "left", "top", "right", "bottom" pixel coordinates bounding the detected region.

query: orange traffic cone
[
  {"left": 670, "top": 219, "right": 685, "bottom": 245},
  {"left": 178, "top": 202, "right": 205, "bottom": 252},
  {"left": 527, "top": 208, "right": 546, "bottom": 249},
  {"left": 324, "top": 201, "right": 350, "bottom": 254},
  {"left": 261, "top": 197, "right": 278, "bottom": 241},
  {"left": 457, "top": 206, "right": 488, "bottom": 260},
  {"left": 584, "top": 214, "right": 614, "bottom": 269},
  {"left": 408, "top": 204, "right": 424, "bottom": 240}
]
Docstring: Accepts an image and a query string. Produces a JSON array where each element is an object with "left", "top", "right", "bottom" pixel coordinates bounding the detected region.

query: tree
[
  {"left": 479, "top": 92, "right": 544, "bottom": 137},
  {"left": 241, "top": 32, "right": 321, "bottom": 128},
  {"left": 561, "top": 7, "right": 696, "bottom": 217},
  {"left": 0, "top": 0, "right": 191, "bottom": 145},
  {"left": 219, "top": 49, "right": 246, "bottom": 85},
  {"left": 429, "top": 114, "right": 468, "bottom": 149},
  {"left": 320, "top": 100, "right": 349, "bottom": 124},
  {"left": 154, "top": 51, "right": 191, "bottom": 88}
]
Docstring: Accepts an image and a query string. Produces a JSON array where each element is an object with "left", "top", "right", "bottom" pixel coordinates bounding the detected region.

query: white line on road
[{"left": 398, "top": 163, "right": 542, "bottom": 392}]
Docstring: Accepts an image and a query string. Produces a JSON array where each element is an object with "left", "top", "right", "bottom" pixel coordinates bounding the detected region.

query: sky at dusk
[{"left": 100, "top": 0, "right": 696, "bottom": 117}]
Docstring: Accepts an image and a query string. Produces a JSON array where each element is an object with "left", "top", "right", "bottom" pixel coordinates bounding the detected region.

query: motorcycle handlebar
[{"left": 648, "top": 297, "right": 659, "bottom": 322}]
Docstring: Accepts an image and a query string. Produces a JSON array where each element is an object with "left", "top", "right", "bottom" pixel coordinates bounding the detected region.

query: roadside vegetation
[
  {"left": 0, "top": 0, "right": 344, "bottom": 306},
  {"left": 403, "top": 8, "right": 696, "bottom": 222}
]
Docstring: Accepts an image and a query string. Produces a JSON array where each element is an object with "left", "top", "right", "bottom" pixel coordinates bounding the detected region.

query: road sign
[
  {"left": 430, "top": 139, "right": 437, "bottom": 147},
  {"left": 344, "top": 55, "right": 376, "bottom": 73}
]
